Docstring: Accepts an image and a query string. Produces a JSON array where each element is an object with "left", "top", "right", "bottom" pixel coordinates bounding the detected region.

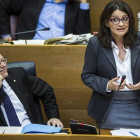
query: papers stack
[
  {"left": 11, "top": 33, "right": 92, "bottom": 45},
  {"left": 44, "top": 33, "right": 92, "bottom": 45},
  {"left": 54, "top": 33, "right": 92, "bottom": 45},
  {"left": 44, "top": 33, "right": 73, "bottom": 44},
  {"left": 110, "top": 128, "right": 140, "bottom": 137}
]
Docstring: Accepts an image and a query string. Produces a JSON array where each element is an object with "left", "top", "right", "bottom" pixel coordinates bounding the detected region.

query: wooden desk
[
  {"left": 0, "top": 129, "right": 138, "bottom": 140},
  {"left": 0, "top": 44, "right": 94, "bottom": 127}
]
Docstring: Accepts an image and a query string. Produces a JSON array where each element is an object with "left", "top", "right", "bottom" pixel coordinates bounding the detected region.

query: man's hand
[
  {"left": 55, "top": 0, "right": 66, "bottom": 3},
  {"left": 93, "top": 31, "right": 98, "bottom": 35},
  {"left": 108, "top": 76, "right": 125, "bottom": 91},
  {"left": 55, "top": 0, "right": 88, "bottom": 3},
  {"left": 3, "top": 36, "right": 12, "bottom": 41},
  {"left": 47, "top": 118, "right": 63, "bottom": 127},
  {"left": 77, "top": 0, "right": 87, "bottom": 3},
  {"left": 126, "top": 82, "right": 140, "bottom": 90}
]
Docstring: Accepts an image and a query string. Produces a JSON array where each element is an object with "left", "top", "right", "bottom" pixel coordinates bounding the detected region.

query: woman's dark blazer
[{"left": 81, "top": 36, "right": 140, "bottom": 123}]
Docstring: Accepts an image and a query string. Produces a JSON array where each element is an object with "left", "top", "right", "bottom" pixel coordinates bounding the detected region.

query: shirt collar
[
  {"left": 46, "top": 0, "right": 68, "bottom": 3},
  {"left": 2, "top": 79, "right": 8, "bottom": 88},
  {"left": 111, "top": 41, "right": 129, "bottom": 51},
  {"left": 111, "top": 41, "right": 118, "bottom": 49}
]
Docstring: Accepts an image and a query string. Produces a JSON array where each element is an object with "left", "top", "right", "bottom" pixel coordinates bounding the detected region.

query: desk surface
[{"left": 0, "top": 129, "right": 138, "bottom": 140}]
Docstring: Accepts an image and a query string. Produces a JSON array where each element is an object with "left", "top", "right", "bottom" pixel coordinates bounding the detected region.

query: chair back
[
  {"left": 7, "top": 61, "right": 44, "bottom": 123},
  {"left": 7, "top": 61, "right": 36, "bottom": 76}
]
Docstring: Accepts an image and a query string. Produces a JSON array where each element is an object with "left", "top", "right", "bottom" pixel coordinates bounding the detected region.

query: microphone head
[
  {"left": 42, "top": 27, "right": 50, "bottom": 31},
  {"left": 122, "top": 75, "right": 126, "bottom": 80},
  {"left": 121, "top": 75, "right": 126, "bottom": 83}
]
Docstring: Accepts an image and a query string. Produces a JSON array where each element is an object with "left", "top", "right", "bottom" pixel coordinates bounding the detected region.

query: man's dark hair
[{"left": 98, "top": 0, "right": 138, "bottom": 49}]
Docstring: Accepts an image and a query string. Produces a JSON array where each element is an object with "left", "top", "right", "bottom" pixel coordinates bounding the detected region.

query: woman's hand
[
  {"left": 108, "top": 76, "right": 125, "bottom": 91},
  {"left": 125, "top": 82, "right": 140, "bottom": 90}
]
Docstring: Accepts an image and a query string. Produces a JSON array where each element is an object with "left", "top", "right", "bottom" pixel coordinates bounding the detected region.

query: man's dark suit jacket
[
  {"left": 0, "top": 0, "right": 91, "bottom": 39},
  {"left": 81, "top": 36, "right": 140, "bottom": 123},
  {"left": 0, "top": 67, "right": 59, "bottom": 126}
]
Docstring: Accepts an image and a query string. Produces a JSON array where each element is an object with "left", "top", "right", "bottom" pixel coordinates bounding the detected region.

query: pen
[{"left": 129, "top": 131, "right": 138, "bottom": 137}]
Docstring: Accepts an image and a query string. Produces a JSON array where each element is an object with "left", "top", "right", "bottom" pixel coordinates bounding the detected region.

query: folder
[{"left": 21, "top": 124, "right": 62, "bottom": 134}]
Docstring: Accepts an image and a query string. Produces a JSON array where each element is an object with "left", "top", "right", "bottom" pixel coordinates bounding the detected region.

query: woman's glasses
[{"left": 109, "top": 17, "right": 129, "bottom": 25}]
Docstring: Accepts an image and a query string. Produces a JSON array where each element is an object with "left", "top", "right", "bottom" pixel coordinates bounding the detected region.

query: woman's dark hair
[{"left": 98, "top": 0, "right": 138, "bottom": 49}]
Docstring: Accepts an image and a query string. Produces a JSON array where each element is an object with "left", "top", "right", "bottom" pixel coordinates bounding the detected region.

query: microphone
[
  {"left": 98, "top": 75, "right": 126, "bottom": 135},
  {"left": 0, "top": 27, "right": 50, "bottom": 38},
  {"left": 117, "top": 75, "right": 126, "bottom": 92}
]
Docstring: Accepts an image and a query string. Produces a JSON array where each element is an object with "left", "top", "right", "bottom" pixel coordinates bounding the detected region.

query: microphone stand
[
  {"left": 98, "top": 75, "right": 126, "bottom": 135},
  {"left": 0, "top": 27, "right": 50, "bottom": 38},
  {"left": 98, "top": 88, "right": 119, "bottom": 135}
]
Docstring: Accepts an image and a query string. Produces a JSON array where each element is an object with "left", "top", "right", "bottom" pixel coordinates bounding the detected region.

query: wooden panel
[
  {"left": 0, "top": 44, "right": 94, "bottom": 128},
  {"left": 89, "top": 0, "right": 140, "bottom": 32},
  {"left": 41, "top": 108, "right": 96, "bottom": 127},
  {"left": 55, "top": 89, "right": 92, "bottom": 110}
]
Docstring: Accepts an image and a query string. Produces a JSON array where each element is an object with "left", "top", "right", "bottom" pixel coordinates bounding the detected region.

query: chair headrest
[{"left": 7, "top": 61, "right": 36, "bottom": 76}]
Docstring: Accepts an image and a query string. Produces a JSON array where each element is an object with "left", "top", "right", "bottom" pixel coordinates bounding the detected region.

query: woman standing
[{"left": 81, "top": 0, "right": 140, "bottom": 129}]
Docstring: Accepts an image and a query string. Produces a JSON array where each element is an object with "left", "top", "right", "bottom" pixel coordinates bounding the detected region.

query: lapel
[
  {"left": 102, "top": 47, "right": 117, "bottom": 72},
  {"left": 5, "top": 74, "right": 34, "bottom": 122},
  {"left": 65, "top": 1, "right": 72, "bottom": 29},
  {"left": 36, "top": 0, "right": 46, "bottom": 23},
  {"left": 131, "top": 41, "right": 140, "bottom": 72},
  {"left": 0, "top": 91, "right": 7, "bottom": 125},
  {"left": 102, "top": 40, "right": 140, "bottom": 77},
  {"left": 0, "top": 108, "right": 7, "bottom": 126}
]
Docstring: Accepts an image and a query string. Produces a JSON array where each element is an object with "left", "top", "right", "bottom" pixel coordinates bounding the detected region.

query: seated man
[
  {"left": 0, "top": 53, "right": 63, "bottom": 127},
  {"left": 0, "top": 0, "right": 91, "bottom": 40}
]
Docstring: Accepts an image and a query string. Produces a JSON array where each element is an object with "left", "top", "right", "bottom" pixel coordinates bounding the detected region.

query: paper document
[
  {"left": 0, "top": 127, "right": 22, "bottom": 134},
  {"left": 26, "top": 40, "right": 45, "bottom": 44},
  {"left": 13, "top": 40, "right": 45, "bottom": 45},
  {"left": 4, "top": 127, "right": 22, "bottom": 134},
  {"left": 110, "top": 128, "right": 140, "bottom": 137},
  {"left": 13, "top": 40, "right": 26, "bottom": 45},
  {"left": 0, "top": 127, "right": 6, "bottom": 134}
]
